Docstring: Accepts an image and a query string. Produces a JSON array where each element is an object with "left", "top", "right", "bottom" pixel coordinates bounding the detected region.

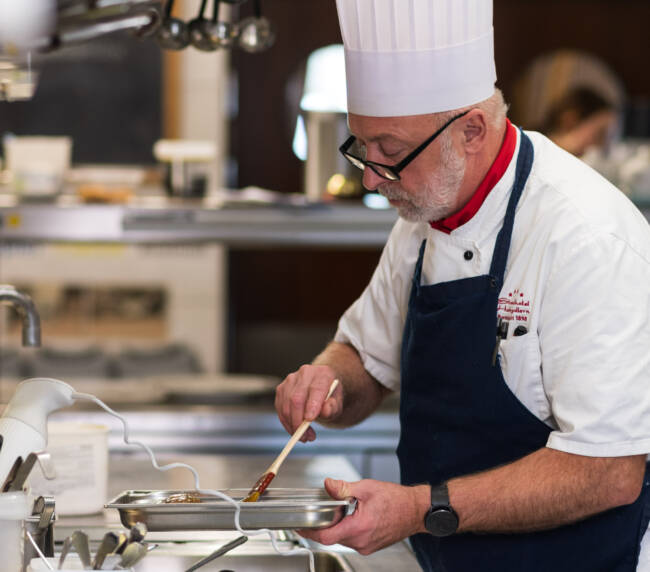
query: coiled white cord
[
  {"left": 72, "top": 392, "right": 316, "bottom": 572},
  {"left": 72, "top": 392, "right": 201, "bottom": 486}
]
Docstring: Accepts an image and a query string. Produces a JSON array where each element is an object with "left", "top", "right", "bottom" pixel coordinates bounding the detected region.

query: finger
[
  {"left": 300, "top": 427, "right": 316, "bottom": 443},
  {"left": 289, "top": 375, "right": 313, "bottom": 432},
  {"left": 275, "top": 376, "right": 296, "bottom": 435},
  {"left": 304, "top": 378, "right": 338, "bottom": 421},
  {"left": 296, "top": 528, "right": 331, "bottom": 544},
  {"left": 324, "top": 477, "right": 354, "bottom": 500},
  {"left": 320, "top": 391, "right": 342, "bottom": 420},
  {"left": 298, "top": 506, "right": 362, "bottom": 546}
]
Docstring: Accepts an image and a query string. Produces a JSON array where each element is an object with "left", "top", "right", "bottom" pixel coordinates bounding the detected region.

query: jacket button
[{"left": 463, "top": 250, "right": 473, "bottom": 260}]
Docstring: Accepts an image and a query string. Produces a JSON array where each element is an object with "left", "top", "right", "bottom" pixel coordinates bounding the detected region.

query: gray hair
[{"left": 437, "top": 88, "right": 509, "bottom": 131}]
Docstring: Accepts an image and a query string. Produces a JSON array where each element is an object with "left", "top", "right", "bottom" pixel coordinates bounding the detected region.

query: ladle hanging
[
  {"left": 238, "top": 0, "right": 275, "bottom": 53},
  {"left": 189, "top": 0, "right": 214, "bottom": 51},
  {"left": 156, "top": 0, "right": 190, "bottom": 50},
  {"left": 205, "top": 0, "right": 239, "bottom": 49}
]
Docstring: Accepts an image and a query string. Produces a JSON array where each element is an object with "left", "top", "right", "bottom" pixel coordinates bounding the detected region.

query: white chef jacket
[{"left": 335, "top": 129, "right": 650, "bottom": 567}]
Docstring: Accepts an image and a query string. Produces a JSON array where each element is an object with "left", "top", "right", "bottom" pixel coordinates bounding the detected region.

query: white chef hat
[{"left": 335, "top": 0, "right": 497, "bottom": 117}]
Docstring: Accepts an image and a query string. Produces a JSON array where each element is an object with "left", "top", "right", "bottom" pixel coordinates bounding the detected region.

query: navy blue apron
[{"left": 397, "top": 130, "right": 650, "bottom": 572}]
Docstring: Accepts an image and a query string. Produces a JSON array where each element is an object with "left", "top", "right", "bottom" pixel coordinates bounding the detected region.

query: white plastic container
[
  {"left": 0, "top": 491, "right": 32, "bottom": 572},
  {"left": 28, "top": 556, "right": 134, "bottom": 571},
  {"left": 3, "top": 136, "right": 72, "bottom": 198},
  {"left": 28, "top": 422, "right": 109, "bottom": 515}
]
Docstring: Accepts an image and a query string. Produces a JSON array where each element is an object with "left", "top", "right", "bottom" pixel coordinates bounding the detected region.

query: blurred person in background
[{"left": 539, "top": 87, "right": 618, "bottom": 156}]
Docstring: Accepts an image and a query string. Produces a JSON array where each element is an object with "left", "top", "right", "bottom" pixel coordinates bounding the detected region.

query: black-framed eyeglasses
[{"left": 338, "top": 109, "right": 471, "bottom": 182}]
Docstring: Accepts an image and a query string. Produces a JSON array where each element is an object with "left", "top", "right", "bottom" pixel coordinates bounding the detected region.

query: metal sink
[
  {"left": 128, "top": 536, "right": 354, "bottom": 572},
  {"left": 135, "top": 550, "right": 353, "bottom": 571}
]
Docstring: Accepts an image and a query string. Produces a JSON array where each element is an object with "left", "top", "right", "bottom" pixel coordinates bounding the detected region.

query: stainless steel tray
[{"left": 105, "top": 488, "right": 356, "bottom": 531}]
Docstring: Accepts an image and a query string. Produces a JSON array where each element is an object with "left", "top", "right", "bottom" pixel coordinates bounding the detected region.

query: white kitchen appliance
[{"left": 0, "top": 378, "right": 75, "bottom": 489}]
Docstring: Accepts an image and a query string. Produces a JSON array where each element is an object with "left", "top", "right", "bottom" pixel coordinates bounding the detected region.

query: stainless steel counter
[
  {"left": 47, "top": 400, "right": 402, "bottom": 483},
  {"left": 53, "top": 453, "right": 420, "bottom": 571}
]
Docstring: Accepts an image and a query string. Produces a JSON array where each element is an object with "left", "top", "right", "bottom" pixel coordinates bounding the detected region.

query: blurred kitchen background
[{"left": 0, "top": 0, "right": 649, "bottom": 483}]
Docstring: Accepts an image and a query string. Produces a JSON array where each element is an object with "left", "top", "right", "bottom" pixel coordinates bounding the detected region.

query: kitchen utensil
[
  {"left": 25, "top": 530, "right": 53, "bottom": 571},
  {"left": 113, "top": 532, "right": 128, "bottom": 555},
  {"left": 33, "top": 495, "right": 55, "bottom": 530},
  {"left": 35, "top": 451, "right": 56, "bottom": 480},
  {"left": 201, "top": 0, "right": 238, "bottom": 50},
  {"left": 185, "top": 535, "right": 248, "bottom": 572},
  {"left": 156, "top": 0, "right": 189, "bottom": 50},
  {"left": 70, "top": 531, "right": 91, "bottom": 569},
  {"left": 8, "top": 451, "right": 38, "bottom": 491},
  {"left": 57, "top": 536, "right": 72, "bottom": 570},
  {"left": 92, "top": 532, "right": 118, "bottom": 570},
  {"left": 243, "top": 379, "right": 339, "bottom": 502},
  {"left": 1, "top": 456, "right": 23, "bottom": 492},
  {"left": 132, "top": 7, "right": 162, "bottom": 38},
  {"left": 128, "top": 522, "right": 147, "bottom": 544},
  {"left": 188, "top": 0, "right": 213, "bottom": 51},
  {"left": 119, "top": 542, "right": 147, "bottom": 568},
  {"left": 98, "top": 554, "right": 122, "bottom": 570},
  {"left": 237, "top": 0, "right": 274, "bottom": 53},
  {"left": 106, "top": 488, "right": 356, "bottom": 531},
  {"left": 23, "top": 496, "right": 56, "bottom": 571}
]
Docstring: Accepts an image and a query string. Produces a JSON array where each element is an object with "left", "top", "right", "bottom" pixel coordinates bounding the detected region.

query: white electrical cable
[
  {"left": 72, "top": 392, "right": 201, "bottom": 488},
  {"left": 26, "top": 530, "right": 54, "bottom": 571},
  {"left": 71, "top": 392, "right": 317, "bottom": 572},
  {"left": 197, "top": 487, "right": 316, "bottom": 572}
]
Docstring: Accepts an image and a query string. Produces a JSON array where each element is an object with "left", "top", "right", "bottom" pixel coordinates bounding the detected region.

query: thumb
[{"left": 324, "top": 477, "right": 354, "bottom": 500}]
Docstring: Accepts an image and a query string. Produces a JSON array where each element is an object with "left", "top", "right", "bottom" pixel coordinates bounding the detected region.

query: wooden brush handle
[{"left": 268, "top": 379, "right": 339, "bottom": 474}]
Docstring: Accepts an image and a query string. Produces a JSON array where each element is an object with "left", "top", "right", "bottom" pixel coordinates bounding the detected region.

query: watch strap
[
  {"left": 424, "top": 482, "right": 459, "bottom": 537},
  {"left": 430, "top": 482, "right": 451, "bottom": 509}
]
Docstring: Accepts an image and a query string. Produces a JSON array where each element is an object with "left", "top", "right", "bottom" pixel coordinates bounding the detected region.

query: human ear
[{"left": 462, "top": 110, "right": 488, "bottom": 154}]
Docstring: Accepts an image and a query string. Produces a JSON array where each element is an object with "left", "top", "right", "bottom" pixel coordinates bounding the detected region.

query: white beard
[{"left": 377, "top": 137, "right": 466, "bottom": 223}]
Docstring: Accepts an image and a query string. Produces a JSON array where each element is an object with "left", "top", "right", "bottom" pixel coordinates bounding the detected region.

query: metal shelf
[
  {"left": 0, "top": 195, "right": 398, "bottom": 247},
  {"left": 3, "top": 194, "right": 646, "bottom": 247}
]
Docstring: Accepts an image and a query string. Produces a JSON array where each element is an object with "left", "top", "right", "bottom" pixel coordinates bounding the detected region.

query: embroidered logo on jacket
[{"left": 497, "top": 288, "right": 531, "bottom": 323}]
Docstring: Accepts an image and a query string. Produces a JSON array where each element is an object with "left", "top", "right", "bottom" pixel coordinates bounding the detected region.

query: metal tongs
[
  {"left": 184, "top": 535, "right": 248, "bottom": 572},
  {"left": 0, "top": 451, "right": 56, "bottom": 492},
  {"left": 57, "top": 523, "right": 150, "bottom": 570}
]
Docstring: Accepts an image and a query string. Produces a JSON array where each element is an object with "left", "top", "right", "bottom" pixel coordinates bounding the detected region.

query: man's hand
[
  {"left": 298, "top": 478, "right": 429, "bottom": 555},
  {"left": 274, "top": 341, "right": 391, "bottom": 442},
  {"left": 275, "top": 364, "right": 343, "bottom": 442}
]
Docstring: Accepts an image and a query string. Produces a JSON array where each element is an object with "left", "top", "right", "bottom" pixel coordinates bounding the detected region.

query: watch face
[{"left": 426, "top": 508, "right": 459, "bottom": 537}]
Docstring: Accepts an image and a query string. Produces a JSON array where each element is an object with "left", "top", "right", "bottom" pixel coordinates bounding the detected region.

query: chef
[{"left": 274, "top": 1, "right": 650, "bottom": 570}]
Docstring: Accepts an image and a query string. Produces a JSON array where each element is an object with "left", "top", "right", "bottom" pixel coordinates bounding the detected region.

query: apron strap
[
  {"left": 413, "top": 239, "right": 427, "bottom": 292},
  {"left": 489, "top": 129, "right": 534, "bottom": 286}
]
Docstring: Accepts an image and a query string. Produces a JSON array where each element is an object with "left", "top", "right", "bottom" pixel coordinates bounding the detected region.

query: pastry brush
[{"left": 242, "top": 378, "right": 339, "bottom": 502}]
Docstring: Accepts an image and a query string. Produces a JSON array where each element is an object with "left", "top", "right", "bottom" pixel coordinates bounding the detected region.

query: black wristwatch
[{"left": 424, "top": 483, "right": 459, "bottom": 537}]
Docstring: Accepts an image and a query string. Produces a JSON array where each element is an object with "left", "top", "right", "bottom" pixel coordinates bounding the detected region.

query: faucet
[{"left": 0, "top": 285, "right": 41, "bottom": 347}]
